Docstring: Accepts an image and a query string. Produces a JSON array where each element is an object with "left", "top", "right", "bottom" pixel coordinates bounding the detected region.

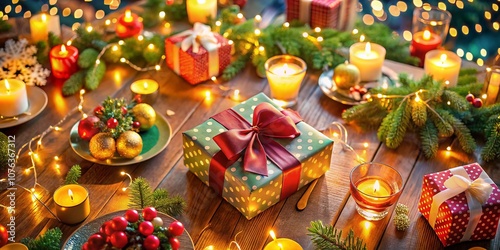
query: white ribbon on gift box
[
  {"left": 171, "top": 22, "right": 220, "bottom": 77},
  {"left": 428, "top": 166, "right": 494, "bottom": 242}
]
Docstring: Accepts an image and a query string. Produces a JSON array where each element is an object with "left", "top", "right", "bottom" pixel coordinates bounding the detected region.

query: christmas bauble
[
  {"left": 0, "top": 225, "right": 7, "bottom": 247},
  {"left": 78, "top": 116, "right": 101, "bottom": 141},
  {"left": 142, "top": 207, "right": 157, "bottom": 221},
  {"left": 143, "top": 235, "right": 160, "bottom": 250},
  {"left": 106, "top": 118, "right": 118, "bottom": 129},
  {"left": 168, "top": 221, "right": 184, "bottom": 237},
  {"left": 110, "top": 231, "right": 128, "bottom": 248},
  {"left": 125, "top": 209, "right": 139, "bottom": 223},
  {"left": 139, "top": 221, "right": 154, "bottom": 236},
  {"left": 89, "top": 133, "right": 116, "bottom": 160},
  {"left": 333, "top": 62, "right": 361, "bottom": 90},
  {"left": 132, "top": 103, "right": 156, "bottom": 131},
  {"left": 116, "top": 131, "right": 143, "bottom": 159}
]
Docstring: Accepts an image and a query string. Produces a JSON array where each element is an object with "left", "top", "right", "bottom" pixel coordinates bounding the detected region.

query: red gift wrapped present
[
  {"left": 165, "top": 23, "right": 231, "bottom": 85},
  {"left": 418, "top": 163, "right": 500, "bottom": 246},
  {"left": 286, "top": 0, "right": 358, "bottom": 30}
]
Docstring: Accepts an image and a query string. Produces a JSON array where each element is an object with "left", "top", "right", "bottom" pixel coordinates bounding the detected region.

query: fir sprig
[
  {"left": 97, "top": 97, "right": 136, "bottom": 138},
  {"left": 307, "top": 220, "right": 367, "bottom": 250},
  {"left": 64, "top": 165, "right": 82, "bottom": 185},
  {"left": 128, "top": 177, "right": 185, "bottom": 217},
  {"left": 21, "top": 227, "right": 62, "bottom": 250}
]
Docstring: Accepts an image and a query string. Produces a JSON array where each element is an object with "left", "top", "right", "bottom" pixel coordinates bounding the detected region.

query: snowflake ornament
[{"left": 0, "top": 39, "right": 50, "bottom": 86}]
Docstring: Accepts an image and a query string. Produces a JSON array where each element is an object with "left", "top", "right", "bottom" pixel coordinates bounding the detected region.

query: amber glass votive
[
  {"left": 350, "top": 162, "right": 403, "bottom": 221},
  {"left": 265, "top": 55, "right": 307, "bottom": 108}
]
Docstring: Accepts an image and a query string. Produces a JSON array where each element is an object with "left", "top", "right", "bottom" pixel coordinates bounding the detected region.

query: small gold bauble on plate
[
  {"left": 89, "top": 133, "right": 116, "bottom": 160},
  {"left": 132, "top": 103, "right": 156, "bottom": 131},
  {"left": 332, "top": 61, "right": 361, "bottom": 90},
  {"left": 116, "top": 131, "right": 143, "bottom": 159}
]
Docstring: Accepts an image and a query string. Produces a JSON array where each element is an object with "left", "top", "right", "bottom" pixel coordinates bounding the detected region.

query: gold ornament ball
[
  {"left": 116, "top": 131, "right": 143, "bottom": 159},
  {"left": 132, "top": 103, "right": 156, "bottom": 131},
  {"left": 333, "top": 61, "right": 361, "bottom": 90},
  {"left": 89, "top": 133, "right": 116, "bottom": 160}
]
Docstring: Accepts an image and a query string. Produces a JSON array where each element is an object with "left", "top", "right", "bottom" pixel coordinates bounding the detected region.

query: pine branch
[
  {"left": 481, "top": 117, "right": 500, "bottom": 161},
  {"left": 429, "top": 108, "right": 454, "bottom": 137},
  {"left": 62, "top": 70, "right": 86, "bottom": 96},
  {"left": 21, "top": 227, "right": 62, "bottom": 250},
  {"left": 64, "top": 165, "right": 81, "bottom": 185},
  {"left": 441, "top": 90, "right": 469, "bottom": 111},
  {"left": 307, "top": 220, "right": 367, "bottom": 250},
  {"left": 420, "top": 120, "right": 439, "bottom": 158},
  {"left": 439, "top": 109, "right": 476, "bottom": 153},
  {"left": 411, "top": 99, "right": 427, "bottom": 127},
  {"left": 129, "top": 177, "right": 154, "bottom": 209},
  {"left": 128, "top": 177, "right": 185, "bottom": 217},
  {"left": 152, "top": 189, "right": 186, "bottom": 217},
  {"left": 385, "top": 100, "right": 412, "bottom": 148}
]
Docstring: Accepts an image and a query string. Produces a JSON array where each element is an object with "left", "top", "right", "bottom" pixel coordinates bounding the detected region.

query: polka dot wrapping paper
[
  {"left": 418, "top": 163, "right": 500, "bottom": 247},
  {"left": 182, "top": 93, "right": 334, "bottom": 219},
  {"left": 285, "top": 0, "right": 358, "bottom": 31}
]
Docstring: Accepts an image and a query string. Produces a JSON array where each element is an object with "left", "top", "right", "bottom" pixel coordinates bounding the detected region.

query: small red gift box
[
  {"left": 165, "top": 23, "right": 231, "bottom": 85},
  {"left": 418, "top": 163, "right": 500, "bottom": 246},
  {"left": 285, "top": 0, "right": 358, "bottom": 30}
]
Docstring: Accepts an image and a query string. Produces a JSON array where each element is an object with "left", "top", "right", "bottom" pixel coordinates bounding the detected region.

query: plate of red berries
[{"left": 63, "top": 207, "right": 194, "bottom": 250}]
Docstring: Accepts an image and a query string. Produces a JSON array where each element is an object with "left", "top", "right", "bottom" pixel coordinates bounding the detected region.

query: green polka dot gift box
[
  {"left": 418, "top": 163, "right": 500, "bottom": 247},
  {"left": 182, "top": 93, "right": 334, "bottom": 219}
]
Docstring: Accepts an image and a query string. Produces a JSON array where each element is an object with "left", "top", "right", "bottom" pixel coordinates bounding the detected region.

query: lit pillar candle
[
  {"left": 30, "top": 13, "right": 49, "bottom": 43},
  {"left": 410, "top": 30, "right": 442, "bottom": 66},
  {"left": 265, "top": 55, "right": 307, "bottom": 108},
  {"left": 186, "top": 0, "right": 217, "bottom": 24},
  {"left": 115, "top": 9, "right": 143, "bottom": 39},
  {"left": 424, "top": 50, "right": 461, "bottom": 87},
  {"left": 263, "top": 230, "right": 303, "bottom": 250},
  {"left": 484, "top": 67, "right": 500, "bottom": 105},
  {"left": 130, "top": 79, "right": 159, "bottom": 105},
  {"left": 49, "top": 44, "right": 79, "bottom": 79},
  {"left": 53, "top": 184, "right": 90, "bottom": 224},
  {"left": 349, "top": 42, "right": 386, "bottom": 82},
  {"left": 0, "top": 79, "right": 29, "bottom": 117}
]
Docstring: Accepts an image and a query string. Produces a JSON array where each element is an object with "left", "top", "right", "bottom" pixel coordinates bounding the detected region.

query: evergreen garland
[
  {"left": 97, "top": 97, "right": 136, "bottom": 138},
  {"left": 21, "top": 227, "right": 62, "bottom": 250},
  {"left": 128, "top": 177, "right": 185, "bottom": 217},
  {"left": 307, "top": 220, "right": 367, "bottom": 250},
  {"left": 64, "top": 165, "right": 82, "bottom": 185}
]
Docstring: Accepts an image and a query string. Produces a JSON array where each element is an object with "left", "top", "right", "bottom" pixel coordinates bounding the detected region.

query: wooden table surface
[{"left": 1, "top": 9, "right": 499, "bottom": 250}]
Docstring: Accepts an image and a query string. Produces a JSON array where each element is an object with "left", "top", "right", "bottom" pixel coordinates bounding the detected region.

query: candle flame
[
  {"left": 143, "top": 81, "right": 149, "bottom": 89},
  {"left": 68, "top": 189, "right": 74, "bottom": 201},
  {"left": 41, "top": 14, "right": 47, "bottom": 22},
  {"left": 59, "top": 44, "right": 68, "bottom": 56},
  {"left": 423, "top": 30, "right": 431, "bottom": 40},
  {"left": 365, "top": 42, "right": 371, "bottom": 55},
  {"left": 415, "top": 92, "right": 421, "bottom": 102},
  {"left": 4, "top": 80, "right": 10, "bottom": 94},
  {"left": 124, "top": 9, "right": 133, "bottom": 22},
  {"left": 269, "top": 230, "right": 277, "bottom": 241},
  {"left": 197, "top": 0, "right": 207, "bottom": 4},
  {"left": 278, "top": 243, "right": 283, "bottom": 250},
  {"left": 283, "top": 63, "right": 289, "bottom": 75},
  {"left": 440, "top": 54, "right": 447, "bottom": 64},
  {"left": 373, "top": 180, "right": 380, "bottom": 193}
]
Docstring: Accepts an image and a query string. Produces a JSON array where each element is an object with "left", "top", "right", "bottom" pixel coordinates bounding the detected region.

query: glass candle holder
[
  {"left": 265, "top": 55, "right": 307, "bottom": 108},
  {"left": 411, "top": 6, "right": 451, "bottom": 66},
  {"left": 424, "top": 50, "right": 461, "bottom": 87},
  {"left": 350, "top": 162, "right": 403, "bottom": 221},
  {"left": 483, "top": 66, "right": 500, "bottom": 105}
]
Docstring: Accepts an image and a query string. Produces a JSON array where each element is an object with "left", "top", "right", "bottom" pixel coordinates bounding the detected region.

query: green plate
[{"left": 69, "top": 112, "right": 171, "bottom": 166}]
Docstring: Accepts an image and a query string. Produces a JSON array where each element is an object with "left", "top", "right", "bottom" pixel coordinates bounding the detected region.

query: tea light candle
[
  {"left": 49, "top": 44, "right": 79, "bottom": 79},
  {"left": 53, "top": 184, "right": 90, "bottom": 224},
  {"left": 265, "top": 55, "right": 307, "bottom": 108},
  {"left": 0, "top": 79, "right": 29, "bottom": 117},
  {"left": 411, "top": 30, "right": 442, "bottom": 66},
  {"left": 30, "top": 13, "right": 48, "bottom": 43},
  {"left": 0, "top": 243, "right": 29, "bottom": 250},
  {"left": 484, "top": 67, "right": 500, "bottom": 105},
  {"left": 349, "top": 42, "right": 386, "bottom": 82},
  {"left": 263, "top": 230, "right": 303, "bottom": 250},
  {"left": 424, "top": 50, "right": 461, "bottom": 87},
  {"left": 130, "top": 79, "right": 159, "bottom": 105},
  {"left": 186, "top": 0, "right": 217, "bottom": 24},
  {"left": 115, "top": 9, "right": 143, "bottom": 38}
]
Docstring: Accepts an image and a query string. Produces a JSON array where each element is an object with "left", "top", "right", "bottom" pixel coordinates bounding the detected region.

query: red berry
[
  {"left": 359, "top": 87, "right": 368, "bottom": 95},
  {"left": 466, "top": 93, "right": 475, "bottom": 102},
  {"left": 78, "top": 116, "right": 101, "bottom": 141},
  {"left": 134, "top": 94, "right": 142, "bottom": 103},
  {"left": 142, "top": 207, "right": 157, "bottom": 221},
  {"left": 121, "top": 106, "right": 128, "bottom": 115},
  {"left": 100, "top": 221, "right": 111, "bottom": 234},
  {"left": 104, "top": 222, "right": 115, "bottom": 236},
  {"left": 82, "top": 242, "right": 89, "bottom": 250},
  {"left": 93, "top": 106, "right": 105, "bottom": 116},
  {"left": 88, "top": 233, "right": 106, "bottom": 249},
  {"left": 168, "top": 221, "right": 184, "bottom": 236},
  {"left": 169, "top": 237, "right": 181, "bottom": 250},
  {"left": 111, "top": 216, "right": 128, "bottom": 231},
  {"left": 143, "top": 235, "right": 160, "bottom": 250},
  {"left": 125, "top": 209, "right": 139, "bottom": 223},
  {"left": 473, "top": 98, "right": 483, "bottom": 108},
  {"left": 139, "top": 221, "right": 154, "bottom": 236},
  {"left": 132, "top": 121, "right": 141, "bottom": 129},
  {"left": 110, "top": 231, "right": 128, "bottom": 248},
  {"left": 107, "top": 118, "right": 118, "bottom": 129}
]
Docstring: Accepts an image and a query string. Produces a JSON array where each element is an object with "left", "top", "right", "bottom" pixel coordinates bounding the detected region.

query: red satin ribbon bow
[{"left": 213, "top": 102, "right": 301, "bottom": 176}]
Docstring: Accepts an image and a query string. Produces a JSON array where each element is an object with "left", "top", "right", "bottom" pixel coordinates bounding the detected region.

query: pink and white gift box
[
  {"left": 285, "top": 0, "right": 358, "bottom": 30},
  {"left": 418, "top": 163, "right": 500, "bottom": 247}
]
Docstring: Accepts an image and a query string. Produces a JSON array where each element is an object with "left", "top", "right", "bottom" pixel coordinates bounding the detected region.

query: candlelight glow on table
[
  {"left": 49, "top": 44, "right": 79, "bottom": 79},
  {"left": 350, "top": 162, "right": 403, "bottom": 221},
  {"left": 186, "top": 0, "right": 217, "bottom": 24},
  {"left": 263, "top": 230, "right": 303, "bottom": 250},
  {"left": 265, "top": 55, "right": 307, "bottom": 108},
  {"left": 53, "top": 184, "right": 90, "bottom": 224},
  {"left": 424, "top": 50, "right": 461, "bottom": 87},
  {"left": 349, "top": 42, "right": 386, "bottom": 82},
  {"left": 0, "top": 79, "right": 29, "bottom": 117},
  {"left": 130, "top": 79, "right": 159, "bottom": 105}
]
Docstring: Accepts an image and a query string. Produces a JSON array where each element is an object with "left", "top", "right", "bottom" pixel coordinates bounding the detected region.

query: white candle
[
  {"left": 0, "top": 79, "right": 29, "bottom": 117},
  {"left": 349, "top": 42, "right": 386, "bottom": 82},
  {"left": 53, "top": 184, "right": 90, "bottom": 224},
  {"left": 265, "top": 55, "right": 307, "bottom": 107},
  {"left": 186, "top": 0, "right": 217, "bottom": 24},
  {"left": 485, "top": 67, "right": 500, "bottom": 105},
  {"left": 424, "top": 50, "right": 461, "bottom": 87}
]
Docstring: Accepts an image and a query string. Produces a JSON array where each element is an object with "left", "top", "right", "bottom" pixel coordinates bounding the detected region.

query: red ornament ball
[
  {"left": 82, "top": 242, "right": 89, "bottom": 250},
  {"left": 142, "top": 207, "right": 157, "bottom": 221},
  {"left": 110, "top": 231, "right": 128, "bottom": 248},
  {"left": 168, "top": 221, "right": 184, "bottom": 237},
  {"left": 473, "top": 98, "right": 483, "bottom": 108},
  {"left": 88, "top": 233, "right": 106, "bottom": 249},
  {"left": 134, "top": 94, "right": 142, "bottom": 104},
  {"left": 139, "top": 221, "right": 154, "bottom": 236},
  {"left": 132, "top": 121, "right": 141, "bottom": 129},
  {"left": 111, "top": 216, "right": 128, "bottom": 231},
  {"left": 107, "top": 118, "right": 118, "bottom": 129},
  {"left": 143, "top": 235, "right": 160, "bottom": 250},
  {"left": 0, "top": 225, "right": 8, "bottom": 247},
  {"left": 78, "top": 116, "right": 101, "bottom": 141},
  {"left": 121, "top": 106, "right": 128, "bottom": 115},
  {"left": 169, "top": 237, "right": 181, "bottom": 250},
  {"left": 125, "top": 209, "right": 139, "bottom": 223},
  {"left": 93, "top": 105, "right": 105, "bottom": 116},
  {"left": 104, "top": 222, "right": 115, "bottom": 236},
  {"left": 466, "top": 93, "right": 475, "bottom": 102}
]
